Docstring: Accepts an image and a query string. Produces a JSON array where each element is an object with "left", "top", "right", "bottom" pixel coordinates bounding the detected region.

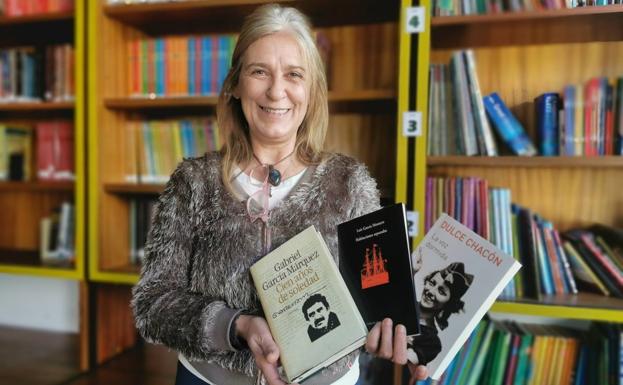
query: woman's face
[
  {"left": 421, "top": 272, "right": 451, "bottom": 311},
  {"left": 235, "top": 31, "right": 310, "bottom": 146}
]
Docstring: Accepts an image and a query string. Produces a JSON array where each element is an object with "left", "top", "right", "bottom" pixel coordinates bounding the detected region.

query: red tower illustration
[{"left": 361, "top": 244, "right": 389, "bottom": 289}]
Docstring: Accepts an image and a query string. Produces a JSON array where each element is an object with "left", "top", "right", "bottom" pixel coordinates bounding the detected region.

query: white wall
[{"left": 0, "top": 274, "right": 79, "bottom": 333}]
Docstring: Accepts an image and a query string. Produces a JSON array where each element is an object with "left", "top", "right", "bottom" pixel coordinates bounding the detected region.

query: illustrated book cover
[
  {"left": 337, "top": 203, "right": 420, "bottom": 336},
  {"left": 249, "top": 225, "right": 367, "bottom": 383},
  {"left": 408, "top": 213, "right": 521, "bottom": 380}
]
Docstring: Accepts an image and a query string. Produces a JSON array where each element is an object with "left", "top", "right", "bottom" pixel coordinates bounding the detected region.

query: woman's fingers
[
  {"left": 392, "top": 324, "right": 408, "bottom": 364},
  {"left": 378, "top": 318, "right": 394, "bottom": 359}
]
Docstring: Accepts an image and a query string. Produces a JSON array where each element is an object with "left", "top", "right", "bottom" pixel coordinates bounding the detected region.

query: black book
[
  {"left": 337, "top": 203, "right": 420, "bottom": 336},
  {"left": 515, "top": 206, "right": 541, "bottom": 300}
]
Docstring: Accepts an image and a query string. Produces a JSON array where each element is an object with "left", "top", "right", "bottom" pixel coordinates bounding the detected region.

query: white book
[{"left": 408, "top": 213, "right": 521, "bottom": 380}]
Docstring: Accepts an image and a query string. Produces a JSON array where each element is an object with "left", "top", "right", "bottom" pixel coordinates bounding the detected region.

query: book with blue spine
[
  {"left": 201, "top": 37, "right": 211, "bottom": 95},
  {"left": 535, "top": 92, "right": 560, "bottom": 156},
  {"left": 483, "top": 92, "right": 537, "bottom": 156},
  {"left": 562, "top": 86, "right": 576, "bottom": 155}
]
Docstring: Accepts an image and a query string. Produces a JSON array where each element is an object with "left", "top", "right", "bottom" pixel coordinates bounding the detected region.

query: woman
[
  {"left": 407, "top": 260, "right": 474, "bottom": 367},
  {"left": 131, "top": 4, "right": 428, "bottom": 385}
]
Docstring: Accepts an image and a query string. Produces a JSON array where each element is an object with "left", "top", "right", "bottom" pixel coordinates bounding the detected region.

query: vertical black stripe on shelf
[{"left": 406, "top": 0, "right": 419, "bottom": 212}]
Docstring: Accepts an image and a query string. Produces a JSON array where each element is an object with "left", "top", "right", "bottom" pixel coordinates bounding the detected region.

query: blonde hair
[{"left": 217, "top": 3, "right": 328, "bottom": 193}]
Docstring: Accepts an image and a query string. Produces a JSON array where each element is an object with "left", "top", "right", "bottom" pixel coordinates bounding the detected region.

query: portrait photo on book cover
[
  {"left": 407, "top": 248, "right": 474, "bottom": 365},
  {"left": 302, "top": 293, "right": 341, "bottom": 342}
]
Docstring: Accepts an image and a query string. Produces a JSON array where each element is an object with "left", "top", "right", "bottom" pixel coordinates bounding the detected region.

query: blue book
[
  {"left": 155, "top": 39, "right": 165, "bottom": 96},
  {"left": 563, "top": 86, "right": 576, "bottom": 155},
  {"left": 188, "top": 37, "right": 196, "bottom": 95},
  {"left": 535, "top": 93, "right": 559, "bottom": 156},
  {"left": 534, "top": 217, "right": 554, "bottom": 295},
  {"left": 201, "top": 37, "right": 211, "bottom": 95},
  {"left": 217, "top": 35, "right": 230, "bottom": 93},
  {"left": 483, "top": 92, "right": 537, "bottom": 156}
]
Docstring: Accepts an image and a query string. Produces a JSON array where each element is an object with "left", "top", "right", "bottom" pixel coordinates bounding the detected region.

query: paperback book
[
  {"left": 408, "top": 213, "right": 521, "bottom": 380},
  {"left": 249, "top": 226, "right": 367, "bottom": 383},
  {"left": 337, "top": 203, "right": 420, "bottom": 336}
]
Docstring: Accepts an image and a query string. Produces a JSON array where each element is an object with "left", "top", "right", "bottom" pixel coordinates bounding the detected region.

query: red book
[
  {"left": 543, "top": 227, "right": 565, "bottom": 294},
  {"left": 54, "top": 121, "right": 74, "bottom": 180},
  {"left": 503, "top": 334, "right": 522, "bottom": 385},
  {"left": 36, "top": 122, "right": 55, "bottom": 180},
  {"left": 605, "top": 84, "right": 614, "bottom": 155}
]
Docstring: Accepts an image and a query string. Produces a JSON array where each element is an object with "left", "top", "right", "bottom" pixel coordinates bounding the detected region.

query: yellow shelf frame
[
  {"left": 491, "top": 301, "right": 623, "bottom": 323},
  {"left": 87, "top": 0, "right": 137, "bottom": 285},
  {"left": 0, "top": 0, "right": 85, "bottom": 282}
]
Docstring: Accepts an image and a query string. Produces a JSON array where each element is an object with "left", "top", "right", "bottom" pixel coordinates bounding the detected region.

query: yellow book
[
  {"left": 124, "top": 121, "right": 138, "bottom": 183},
  {"left": 172, "top": 121, "right": 183, "bottom": 164},
  {"left": 250, "top": 226, "right": 367, "bottom": 383},
  {"left": 546, "top": 336, "right": 563, "bottom": 385},
  {"left": 527, "top": 335, "right": 544, "bottom": 385}
]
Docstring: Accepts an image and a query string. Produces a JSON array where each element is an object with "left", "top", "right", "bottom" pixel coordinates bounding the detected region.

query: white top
[{"left": 233, "top": 166, "right": 307, "bottom": 210}]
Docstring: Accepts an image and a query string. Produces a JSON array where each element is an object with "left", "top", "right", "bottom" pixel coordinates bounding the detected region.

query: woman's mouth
[{"left": 260, "top": 106, "right": 290, "bottom": 115}]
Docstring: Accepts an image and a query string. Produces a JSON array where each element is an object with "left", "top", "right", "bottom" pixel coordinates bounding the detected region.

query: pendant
[{"left": 268, "top": 166, "right": 281, "bottom": 186}]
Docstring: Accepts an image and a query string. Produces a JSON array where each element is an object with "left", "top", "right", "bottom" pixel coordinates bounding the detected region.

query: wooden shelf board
[
  {"left": 0, "top": 101, "right": 74, "bottom": 111},
  {"left": 493, "top": 293, "right": 623, "bottom": 323},
  {"left": 427, "top": 156, "right": 623, "bottom": 168},
  {"left": 0, "top": 10, "right": 73, "bottom": 26},
  {"left": 104, "top": 90, "right": 395, "bottom": 111},
  {"left": 105, "top": 183, "right": 164, "bottom": 195},
  {"left": 0, "top": 181, "right": 74, "bottom": 192},
  {"left": 431, "top": 5, "right": 623, "bottom": 48},
  {"left": 103, "top": 0, "right": 397, "bottom": 32},
  {"left": 431, "top": 5, "right": 623, "bottom": 26},
  {"left": 0, "top": 249, "right": 79, "bottom": 279}
]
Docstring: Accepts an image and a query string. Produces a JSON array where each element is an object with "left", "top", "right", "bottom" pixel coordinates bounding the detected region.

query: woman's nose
[{"left": 266, "top": 76, "right": 286, "bottom": 100}]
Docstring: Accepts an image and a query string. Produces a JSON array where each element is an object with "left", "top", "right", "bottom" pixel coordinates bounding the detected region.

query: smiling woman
[{"left": 130, "top": 4, "right": 428, "bottom": 385}]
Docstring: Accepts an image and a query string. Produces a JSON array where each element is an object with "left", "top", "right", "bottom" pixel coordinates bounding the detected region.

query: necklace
[{"left": 252, "top": 150, "right": 295, "bottom": 187}]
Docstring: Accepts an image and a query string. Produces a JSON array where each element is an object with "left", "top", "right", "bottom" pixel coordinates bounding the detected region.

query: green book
[
  {"left": 513, "top": 334, "right": 534, "bottom": 385},
  {"left": 465, "top": 322, "right": 496, "bottom": 385},
  {"left": 490, "top": 329, "right": 512, "bottom": 385}
]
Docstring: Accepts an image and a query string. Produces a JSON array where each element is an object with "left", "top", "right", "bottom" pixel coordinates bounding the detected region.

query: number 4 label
[
  {"left": 405, "top": 7, "right": 426, "bottom": 34},
  {"left": 403, "top": 111, "right": 422, "bottom": 137}
]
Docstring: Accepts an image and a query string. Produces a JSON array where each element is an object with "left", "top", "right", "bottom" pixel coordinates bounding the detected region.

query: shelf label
[
  {"left": 406, "top": 210, "right": 418, "bottom": 237},
  {"left": 403, "top": 111, "right": 422, "bottom": 137},
  {"left": 405, "top": 7, "right": 426, "bottom": 34}
]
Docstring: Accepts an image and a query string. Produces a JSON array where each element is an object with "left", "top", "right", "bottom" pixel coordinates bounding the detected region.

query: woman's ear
[{"left": 232, "top": 85, "right": 240, "bottom": 100}]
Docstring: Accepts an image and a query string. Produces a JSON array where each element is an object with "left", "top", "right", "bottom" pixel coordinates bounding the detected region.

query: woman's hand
[
  {"left": 365, "top": 318, "right": 428, "bottom": 384},
  {"left": 235, "top": 315, "right": 298, "bottom": 385}
]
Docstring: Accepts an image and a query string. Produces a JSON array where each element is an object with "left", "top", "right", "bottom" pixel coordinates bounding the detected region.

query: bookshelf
[
  {"left": 88, "top": 0, "right": 400, "bottom": 363},
  {"left": 396, "top": 0, "right": 623, "bottom": 349},
  {"left": 0, "top": 0, "right": 88, "bottom": 375}
]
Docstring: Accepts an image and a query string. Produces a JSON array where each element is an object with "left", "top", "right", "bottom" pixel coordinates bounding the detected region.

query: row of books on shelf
[
  {"left": 0, "top": 121, "right": 74, "bottom": 181},
  {"left": 40, "top": 201, "right": 75, "bottom": 266},
  {"left": 0, "top": 0, "right": 73, "bottom": 17},
  {"left": 428, "top": 50, "right": 623, "bottom": 157},
  {"left": 124, "top": 117, "right": 220, "bottom": 184},
  {"left": 426, "top": 176, "right": 623, "bottom": 300},
  {"left": 0, "top": 44, "right": 75, "bottom": 103},
  {"left": 128, "top": 35, "right": 236, "bottom": 98},
  {"left": 417, "top": 318, "right": 623, "bottom": 385},
  {"left": 431, "top": 0, "right": 622, "bottom": 17}
]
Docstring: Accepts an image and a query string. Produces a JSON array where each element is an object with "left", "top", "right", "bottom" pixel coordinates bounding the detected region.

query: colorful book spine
[
  {"left": 483, "top": 92, "right": 537, "bottom": 156},
  {"left": 535, "top": 92, "right": 559, "bottom": 156}
]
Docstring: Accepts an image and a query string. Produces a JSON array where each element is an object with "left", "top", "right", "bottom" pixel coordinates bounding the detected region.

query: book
[
  {"left": 407, "top": 213, "right": 521, "bottom": 380},
  {"left": 249, "top": 225, "right": 367, "bottom": 384},
  {"left": 483, "top": 92, "right": 537, "bottom": 156},
  {"left": 337, "top": 203, "right": 420, "bottom": 336}
]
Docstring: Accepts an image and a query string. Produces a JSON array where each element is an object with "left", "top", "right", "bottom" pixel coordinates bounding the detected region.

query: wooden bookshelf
[
  {"left": 0, "top": 0, "right": 88, "bottom": 371},
  {"left": 0, "top": 181, "right": 74, "bottom": 192},
  {"left": 0, "top": 10, "right": 73, "bottom": 26},
  {"left": 0, "top": 101, "right": 74, "bottom": 111},
  {"left": 432, "top": 5, "right": 623, "bottom": 48},
  {"left": 427, "top": 156, "right": 623, "bottom": 168},
  {"left": 104, "top": 183, "right": 163, "bottom": 195},
  {"left": 103, "top": 89, "right": 395, "bottom": 111}
]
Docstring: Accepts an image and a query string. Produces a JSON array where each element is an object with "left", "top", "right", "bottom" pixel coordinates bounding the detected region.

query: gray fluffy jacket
[{"left": 131, "top": 151, "right": 380, "bottom": 381}]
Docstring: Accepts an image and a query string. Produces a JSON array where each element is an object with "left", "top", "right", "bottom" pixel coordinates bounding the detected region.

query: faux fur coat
[{"left": 131, "top": 151, "right": 380, "bottom": 383}]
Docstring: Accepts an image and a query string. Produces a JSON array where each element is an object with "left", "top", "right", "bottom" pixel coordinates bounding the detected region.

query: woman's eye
[
  {"left": 252, "top": 69, "right": 266, "bottom": 76},
  {"left": 289, "top": 72, "right": 302, "bottom": 79}
]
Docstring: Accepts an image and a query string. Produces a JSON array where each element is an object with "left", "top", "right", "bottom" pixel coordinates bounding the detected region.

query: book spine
[
  {"left": 535, "top": 92, "right": 559, "bottom": 156},
  {"left": 616, "top": 77, "right": 623, "bottom": 155},
  {"left": 553, "top": 229, "right": 578, "bottom": 294},
  {"left": 483, "top": 92, "right": 537, "bottom": 156}
]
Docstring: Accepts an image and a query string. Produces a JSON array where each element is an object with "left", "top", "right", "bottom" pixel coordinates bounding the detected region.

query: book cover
[
  {"left": 337, "top": 203, "right": 420, "bottom": 336},
  {"left": 483, "top": 92, "right": 537, "bottom": 156},
  {"left": 407, "top": 213, "right": 521, "bottom": 380},
  {"left": 250, "top": 226, "right": 367, "bottom": 384}
]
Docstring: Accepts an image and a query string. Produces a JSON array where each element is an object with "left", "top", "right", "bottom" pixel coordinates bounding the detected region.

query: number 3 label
[{"left": 403, "top": 111, "right": 422, "bottom": 137}]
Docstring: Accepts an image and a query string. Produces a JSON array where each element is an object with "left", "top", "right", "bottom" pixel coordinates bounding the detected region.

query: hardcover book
[
  {"left": 337, "top": 203, "right": 420, "bottom": 336},
  {"left": 249, "top": 226, "right": 367, "bottom": 384},
  {"left": 407, "top": 213, "right": 521, "bottom": 380}
]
